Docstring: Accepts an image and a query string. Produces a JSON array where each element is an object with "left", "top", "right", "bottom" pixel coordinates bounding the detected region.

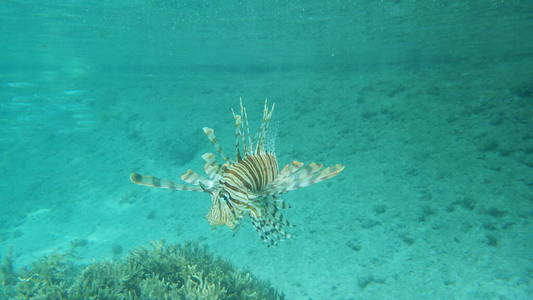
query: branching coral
[{"left": 0, "top": 241, "right": 284, "bottom": 300}]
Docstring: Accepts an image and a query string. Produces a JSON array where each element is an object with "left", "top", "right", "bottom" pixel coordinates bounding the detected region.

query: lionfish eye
[{"left": 221, "top": 193, "right": 230, "bottom": 201}]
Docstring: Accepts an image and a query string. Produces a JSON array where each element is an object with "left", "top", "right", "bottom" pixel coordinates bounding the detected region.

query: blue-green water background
[{"left": 1, "top": 1, "right": 532, "bottom": 299}]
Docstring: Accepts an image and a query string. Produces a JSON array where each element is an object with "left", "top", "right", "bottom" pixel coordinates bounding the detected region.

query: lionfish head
[{"left": 206, "top": 188, "right": 243, "bottom": 229}]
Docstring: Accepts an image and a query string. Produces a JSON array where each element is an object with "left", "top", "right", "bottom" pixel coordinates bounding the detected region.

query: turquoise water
[{"left": 1, "top": 1, "right": 532, "bottom": 299}]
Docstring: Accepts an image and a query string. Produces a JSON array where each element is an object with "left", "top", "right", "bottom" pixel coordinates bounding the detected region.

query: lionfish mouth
[{"left": 130, "top": 99, "right": 344, "bottom": 246}]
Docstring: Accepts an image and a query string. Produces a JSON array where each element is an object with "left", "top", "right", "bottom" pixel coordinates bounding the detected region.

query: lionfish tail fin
[
  {"left": 251, "top": 202, "right": 292, "bottom": 246},
  {"left": 265, "top": 162, "right": 345, "bottom": 195},
  {"left": 130, "top": 173, "right": 203, "bottom": 192}
]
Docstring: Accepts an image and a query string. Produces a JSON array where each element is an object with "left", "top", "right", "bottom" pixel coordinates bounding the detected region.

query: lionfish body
[{"left": 131, "top": 100, "right": 344, "bottom": 245}]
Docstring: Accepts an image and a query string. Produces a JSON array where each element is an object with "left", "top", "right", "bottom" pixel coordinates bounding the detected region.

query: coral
[
  {"left": 0, "top": 247, "right": 17, "bottom": 298},
  {"left": 0, "top": 241, "right": 284, "bottom": 300},
  {"left": 0, "top": 247, "right": 16, "bottom": 287}
]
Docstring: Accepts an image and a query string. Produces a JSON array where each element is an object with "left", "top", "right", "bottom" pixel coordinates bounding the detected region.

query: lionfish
[{"left": 130, "top": 99, "right": 344, "bottom": 246}]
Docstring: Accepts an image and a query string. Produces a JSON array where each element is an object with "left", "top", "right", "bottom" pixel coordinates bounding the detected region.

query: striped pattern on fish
[{"left": 130, "top": 99, "right": 344, "bottom": 246}]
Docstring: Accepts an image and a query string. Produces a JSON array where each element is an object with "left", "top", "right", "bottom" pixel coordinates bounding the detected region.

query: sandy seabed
[{"left": 1, "top": 58, "right": 532, "bottom": 300}]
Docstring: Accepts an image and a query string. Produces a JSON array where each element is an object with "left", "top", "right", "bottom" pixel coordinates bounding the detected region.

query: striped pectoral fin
[
  {"left": 180, "top": 169, "right": 207, "bottom": 186},
  {"left": 314, "top": 163, "right": 345, "bottom": 181},
  {"left": 130, "top": 173, "right": 202, "bottom": 192},
  {"left": 278, "top": 160, "right": 304, "bottom": 178},
  {"left": 201, "top": 152, "right": 223, "bottom": 179},
  {"left": 290, "top": 162, "right": 345, "bottom": 189},
  {"left": 203, "top": 127, "right": 231, "bottom": 164},
  {"left": 266, "top": 162, "right": 345, "bottom": 195}
]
